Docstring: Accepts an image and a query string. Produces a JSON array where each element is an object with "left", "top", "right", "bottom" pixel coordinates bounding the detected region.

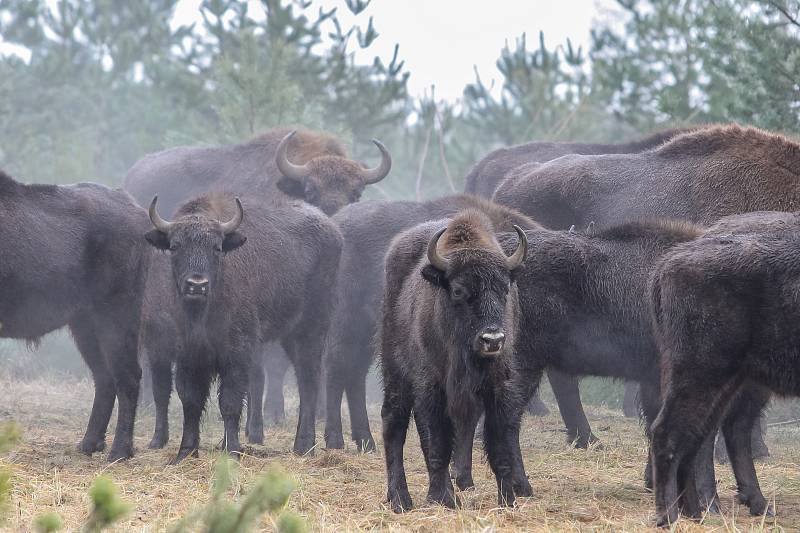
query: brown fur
[
  {"left": 439, "top": 210, "right": 500, "bottom": 253},
  {"left": 249, "top": 128, "right": 348, "bottom": 162}
]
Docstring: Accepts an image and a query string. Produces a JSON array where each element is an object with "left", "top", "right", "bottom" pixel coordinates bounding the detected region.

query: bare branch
[{"left": 415, "top": 124, "right": 433, "bottom": 201}]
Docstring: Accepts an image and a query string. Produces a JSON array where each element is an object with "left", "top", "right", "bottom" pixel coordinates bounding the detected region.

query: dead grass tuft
[{"left": 0, "top": 373, "right": 797, "bottom": 532}]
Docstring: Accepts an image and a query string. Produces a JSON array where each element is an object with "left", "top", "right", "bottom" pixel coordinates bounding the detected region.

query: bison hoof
[
  {"left": 77, "top": 438, "right": 106, "bottom": 455},
  {"left": 454, "top": 474, "right": 475, "bottom": 491},
  {"left": 293, "top": 436, "right": 316, "bottom": 456},
  {"left": 325, "top": 433, "right": 345, "bottom": 450},
  {"left": 752, "top": 442, "right": 770, "bottom": 460},
  {"left": 740, "top": 493, "right": 772, "bottom": 517},
  {"left": 513, "top": 478, "right": 534, "bottom": 498},
  {"left": 498, "top": 489, "right": 516, "bottom": 508},
  {"left": 169, "top": 448, "right": 199, "bottom": 465},
  {"left": 148, "top": 434, "right": 168, "bottom": 449},
  {"left": 106, "top": 447, "right": 134, "bottom": 463},
  {"left": 571, "top": 434, "right": 601, "bottom": 450},
  {"left": 427, "top": 485, "right": 458, "bottom": 509},
  {"left": 246, "top": 431, "right": 264, "bottom": 445},
  {"left": 388, "top": 489, "right": 413, "bottom": 513},
  {"left": 655, "top": 511, "right": 677, "bottom": 529}
]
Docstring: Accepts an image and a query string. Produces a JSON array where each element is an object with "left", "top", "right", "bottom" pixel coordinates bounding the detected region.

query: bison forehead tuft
[
  {"left": 439, "top": 209, "right": 500, "bottom": 254},
  {"left": 308, "top": 157, "right": 364, "bottom": 183}
]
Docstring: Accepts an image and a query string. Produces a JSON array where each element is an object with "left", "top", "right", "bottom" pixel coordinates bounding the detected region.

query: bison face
[
  {"left": 145, "top": 197, "right": 246, "bottom": 307},
  {"left": 275, "top": 132, "right": 391, "bottom": 216},
  {"left": 421, "top": 226, "right": 528, "bottom": 359}
]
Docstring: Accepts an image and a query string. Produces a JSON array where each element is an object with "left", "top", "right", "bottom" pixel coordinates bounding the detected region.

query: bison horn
[
  {"left": 505, "top": 225, "right": 528, "bottom": 271},
  {"left": 427, "top": 227, "right": 450, "bottom": 271},
  {"left": 275, "top": 130, "right": 310, "bottom": 182},
  {"left": 219, "top": 198, "right": 244, "bottom": 235},
  {"left": 148, "top": 196, "right": 173, "bottom": 233},
  {"left": 361, "top": 139, "right": 392, "bottom": 185}
]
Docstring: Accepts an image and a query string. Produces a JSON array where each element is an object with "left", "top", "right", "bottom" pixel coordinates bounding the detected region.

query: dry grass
[{"left": 0, "top": 373, "right": 798, "bottom": 532}]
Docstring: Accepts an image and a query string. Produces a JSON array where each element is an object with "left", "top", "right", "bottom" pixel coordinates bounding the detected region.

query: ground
[{"left": 1, "top": 374, "right": 798, "bottom": 532}]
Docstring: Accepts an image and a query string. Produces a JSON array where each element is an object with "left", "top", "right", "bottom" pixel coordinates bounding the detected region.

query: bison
[
  {"left": 142, "top": 193, "right": 341, "bottom": 462},
  {"left": 457, "top": 219, "right": 768, "bottom": 515},
  {"left": 124, "top": 128, "right": 391, "bottom": 217},
  {"left": 380, "top": 211, "right": 529, "bottom": 512},
  {"left": 492, "top": 124, "right": 789, "bottom": 455},
  {"left": 0, "top": 170, "right": 150, "bottom": 462},
  {"left": 464, "top": 127, "right": 698, "bottom": 198},
  {"left": 310, "top": 195, "right": 539, "bottom": 454},
  {"left": 649, "top": 211, "right": 795, "bottom": 526}
]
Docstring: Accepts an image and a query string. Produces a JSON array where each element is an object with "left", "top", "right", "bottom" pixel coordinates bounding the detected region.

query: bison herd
[{"left": 1, "top": 124, "right": 799, "bottom": 526}]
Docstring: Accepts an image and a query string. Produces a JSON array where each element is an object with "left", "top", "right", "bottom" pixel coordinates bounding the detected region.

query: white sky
[{"left": 2, "top": 1, "right": 616, "bottom": 103}]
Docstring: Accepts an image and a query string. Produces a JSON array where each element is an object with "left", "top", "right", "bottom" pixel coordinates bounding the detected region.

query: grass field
[{"left": 1, "top": 373, "right": 798, "bottom": 532}]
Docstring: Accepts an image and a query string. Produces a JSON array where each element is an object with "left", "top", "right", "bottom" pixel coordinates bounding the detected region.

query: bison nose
[
  {"left": 184, "top": 276, "right": 209, "bottom": 296},
  {"left": 478, "top": 328, "right": 506, "bottom": 356}
]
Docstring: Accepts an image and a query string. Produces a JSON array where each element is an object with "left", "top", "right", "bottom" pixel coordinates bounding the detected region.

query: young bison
[
  {"left": 649, "top": 211, "right": 797, "bottom": 526},
  {"left": 143, "top": 193, "right": 341, "bottom": 463},
  {"left": 379, "top": 211, "right": 529, "bottom": 512}
]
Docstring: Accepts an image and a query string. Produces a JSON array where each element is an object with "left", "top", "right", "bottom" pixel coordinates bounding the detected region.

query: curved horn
[
  {"left": 361, "top": 139, "right": 392, "bottom": 185},
  {"left": 148, "top": 196, "right": 172, "bottom": 233},
  {"left": 505, "top": 225, "right": 528, "bottom": 271},
  {"left": 426, "top": 227, "right": 449, "bottom": 271},
  {"left": 275, "top": 130, "right": 309, "bottom": 182},
  {"left": 219, "top": 198, "right": 244, "bottom": 235}
]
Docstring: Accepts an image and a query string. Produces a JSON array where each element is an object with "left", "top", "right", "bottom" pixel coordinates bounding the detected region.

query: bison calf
[
  {"left": 379, "top": 211, "right": 529, "bottom": 512},
  {"left": 143, "top": 193, "right": 341, "bottom": 463},
  {"left": 649, "top": 211, "right": 798, "bottom": 526}
]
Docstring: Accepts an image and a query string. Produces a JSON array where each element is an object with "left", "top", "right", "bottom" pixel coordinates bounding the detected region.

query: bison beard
[{"left": 379, "top": 212, "right": 530, "bottom": 512}]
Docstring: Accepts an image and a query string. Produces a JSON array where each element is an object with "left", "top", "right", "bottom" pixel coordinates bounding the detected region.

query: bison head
[
  {"left": 145, "top": 196, "right": 246, "bottom": 308},
  {"left": 274, "top": 131, "right": 391, "bottom": 216},
  {"left": 421, "top": 222, "right": 528, "bottom": 358}
]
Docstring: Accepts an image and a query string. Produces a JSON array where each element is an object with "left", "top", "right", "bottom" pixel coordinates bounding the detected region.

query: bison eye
[
  {"left": 451, "top": 286, "right": 468, "bottom": 301},
  {"left": 213, "top": 244, "right": 222, "bottom": 253},
  {"left": 169, "top": 243, "right": 179, "bottom": 252}
]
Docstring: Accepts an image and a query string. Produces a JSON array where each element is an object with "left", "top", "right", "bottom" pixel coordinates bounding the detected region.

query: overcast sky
[
  {"left": 2, "top": 1, "right": 615, "bottom": 103},
  {"left": 174, "top": 0, "right": 613, "bottom": 102}
]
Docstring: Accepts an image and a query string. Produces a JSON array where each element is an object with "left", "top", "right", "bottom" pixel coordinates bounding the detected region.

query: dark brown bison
[
  {"left": 649, "top": 211, "right": 795, "bottom": 526},
  {"left": 471, "top": 219, "right": 768, "bottom": 516},
  {"left": 124, "top": 128, "right": 391, "bottom": 217},
  {"left": 315, "top": 195, "right": 539, "bottom": 455},
  {"left": 492, "top": 124, "right": 791, "bottom": 454},
  {"left": 142, "top": 193, "right": 341, "bottom": 462},
  {"left": 0, "top": 170, "right": 150, "bottom": 462},
  {"left": 464, "top": 127, "right": 698, "bottom": 198},
  {"left": 380, "top": 211, "right": 529, "bottom": 512}
]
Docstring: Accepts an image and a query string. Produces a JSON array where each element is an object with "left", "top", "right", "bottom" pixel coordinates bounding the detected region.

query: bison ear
[
  {"left": 222, "top": 232, "right": 247, "bottom": 253},
  {"left": 276, "top": 175, "right": 306, "bottom": 199},
  {"left": 421, "top": 264, "right": 446, "bottom": 287},
  {"left": 145, "top": 229, "right": 170, "bottom": 251}
]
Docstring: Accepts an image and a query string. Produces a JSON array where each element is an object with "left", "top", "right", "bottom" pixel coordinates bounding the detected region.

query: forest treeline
[{"left": 1, "top": 0, "right": 799, "bottom": 200}]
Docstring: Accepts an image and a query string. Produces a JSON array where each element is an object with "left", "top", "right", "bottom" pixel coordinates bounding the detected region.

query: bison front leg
[
  {"left": 245, "top": 352, "right": 265, "bottom": 445},
  {"left": 450, "top": 409, "right": 480, "bottom": 491},
  {"left": 382, "top": 376, "right": 414, "bottom": 513},
  {"left": 414, "top": 390, "right": 457, "bottom": 510},
  {"left": 172, "top": 364, "right": 212, "bottom": 464},
  {"left": 96, "top": 322, "right": 142, "bottom": 463},
  {"left": 148, "top": 355, "right": 173, "bottom": 449},
  {"left": 264, "top": 344, "right": 291, "bottom": 425},
  {"left": 483, "top": 395, "right": 518, "bottom": 508},
  {"left": 219, "top": 363, "right": 248, "bottom": 458}
]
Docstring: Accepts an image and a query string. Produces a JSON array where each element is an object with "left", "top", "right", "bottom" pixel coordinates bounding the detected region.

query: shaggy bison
[
  {"left": 493, "top": 124, "right": 793, "bottom": 453},
  {"left": 0, "top": 170, "right": 150, "bottom": 462},
  {"left": 319, "top": 195, "right": 539, "bottom": 453},
  {"left": 124, "top": 128, "right": 391, "bottom": 217},
  {"left": 142, "top": 193, "right": 341, "bottom": 462},
  {"left": 649, "top": 211, "right": 796, "bottom": 526},
  {"left": 455, "top": 219, "right": 768, "bottom": 514},
  {"left": 380, "top": 211, "right": 529, "bottom": 511},
  {"left": 464, "top": 127, "right": 697, "bottom": 198}
]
